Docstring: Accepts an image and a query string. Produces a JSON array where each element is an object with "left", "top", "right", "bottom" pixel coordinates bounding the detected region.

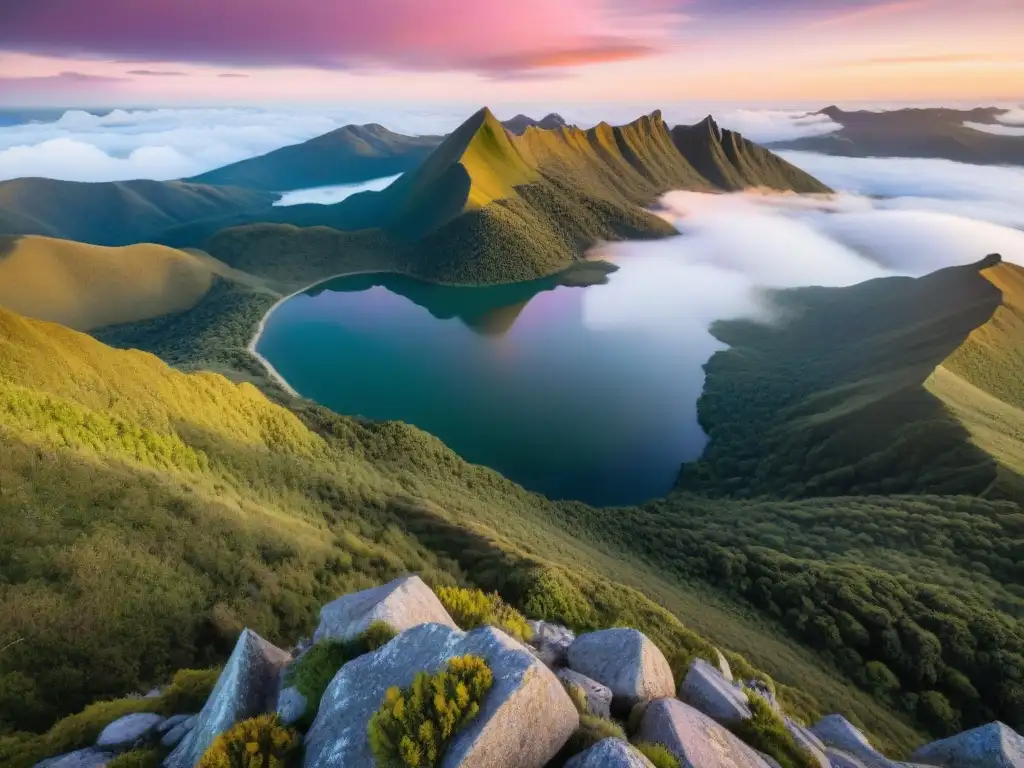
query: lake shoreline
[{"left": 246, "top": 259, "right": 620, "bottom": 398}]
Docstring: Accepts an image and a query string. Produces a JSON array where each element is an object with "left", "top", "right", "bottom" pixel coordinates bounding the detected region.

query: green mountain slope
[
  {"left": 0, "top": 178, "right": 277, "bottom": 246},
  {"left": 672, "top": 116, "right": 832, "bottom": 193},
  {"left": 769, "top": 105, "right": 1024, "bottom": 165},
  {"left": 678, "top": 255, "right": 1024, "bottom": 500},
  {"left": 194, "top": 108, "right": 829, "bottom": 288},
  {"left": 188, "top": 123, "right": 443, "bottom": 191}
]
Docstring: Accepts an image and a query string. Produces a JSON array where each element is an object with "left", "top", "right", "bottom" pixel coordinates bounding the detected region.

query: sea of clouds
[{"left": 0, "top": 104, "right": 844, "bottom": 183}]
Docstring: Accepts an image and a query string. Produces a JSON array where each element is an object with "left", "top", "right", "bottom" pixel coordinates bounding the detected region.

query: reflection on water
[{"left": 257, "top": 260, "right": 712, "bottom": 506}]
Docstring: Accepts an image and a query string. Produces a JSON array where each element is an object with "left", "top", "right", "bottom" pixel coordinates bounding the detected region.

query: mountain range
[
  {"left": 769, "top": 105, "right": 1024, "bottom": 164},
  {"left": 0, "top": 105, "right": 1020, "bottom": 760}
]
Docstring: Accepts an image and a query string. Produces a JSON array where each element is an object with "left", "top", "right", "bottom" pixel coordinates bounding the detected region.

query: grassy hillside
[
  {"left": 0, "top": 305, "right": 955, "bottom": 756},
  {"left": 671, "top": 116, "right": 833, "bottom": 193},
  {"left": 198, "top": 108, "right": 824, "bottom": 287},
  {"left": 188, "top": 123, "right": 443, "bottom": 191},
  {"left": 0, "top": 235, "right": 254, "bottom": 331},
  {"left": 0, "top": 178, "right": 277, "bottom": 247},
  {"left": 678, "top": 256, "right": 1024, "bottom": 500},
  {"left": 769, "top": 105, "right": 1024, "bottom": 165}
]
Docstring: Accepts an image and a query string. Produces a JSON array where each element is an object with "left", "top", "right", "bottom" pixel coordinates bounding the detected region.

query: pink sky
[{"left": 0, "top": 0, "right": 1021, "bottom": 105}]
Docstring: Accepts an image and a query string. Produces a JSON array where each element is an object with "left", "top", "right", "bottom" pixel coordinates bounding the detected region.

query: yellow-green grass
[
  {"left": 0, "top": 235, "right": 252, "bottom": 331},
  {"left": 0, "top": 306, "right": 924, "bottom": 752}
]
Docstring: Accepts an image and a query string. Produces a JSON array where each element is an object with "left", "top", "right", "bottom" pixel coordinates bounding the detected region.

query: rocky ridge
[{"left": 33, "top": 575, "right": 1022, "bottom": 768}]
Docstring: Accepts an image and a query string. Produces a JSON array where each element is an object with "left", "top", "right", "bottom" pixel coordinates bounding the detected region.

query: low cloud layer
[
  {"left": 0, "top": 106, "right": 845, "bottom": 183},
  {"left": 274, "top": 175, "right": 402, "bottom": 206}
]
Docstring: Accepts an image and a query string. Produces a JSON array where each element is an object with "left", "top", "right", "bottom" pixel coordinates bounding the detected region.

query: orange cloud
[
  {"left": 808, "top": 0, "right": 931, "bottom": 28},
  {"left": 479, "top": 43, "right": 655, "bottom": 74}
]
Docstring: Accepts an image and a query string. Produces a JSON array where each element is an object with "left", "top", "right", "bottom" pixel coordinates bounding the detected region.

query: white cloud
[
  {"left": 0, "top": 104, "right": 844, "bottom": 183},
  {"left": 964, "top": 121, "right": 1024, "bottom": 137},
  {"left": 274, "top": 174, "right": 402, "bottom": 206},
  {"left": 996, "top": 106, "right": 1024, "bottom": 125}
]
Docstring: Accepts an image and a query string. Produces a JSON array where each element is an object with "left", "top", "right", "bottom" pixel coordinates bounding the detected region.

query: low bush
[
  {"left": 728, "top": 693, "right": 819, "bottom": 768},
  {"left": 626, "top": 700, "right": 651, "bottom": 736},
  {"left": 559, "top": 716, "right": 627, "bottom": 762},
  {"left": 368, "top": 654, "right": 493, "bottom": 767},
  {"left": 197, "top": 714, "right": 300, "bottom": 768},
  {"left": 107, "top": 748, "right": 161, "bottom": 768},
  {"left": 434, "top": 586, "right": 532, "bottom": 642},
  {"left": 159, "top": 668, "right": 221, "bottom": 715},
  {"left": 634, "top": 741, "right": 680, "bottom": 768},
  {"left": 287, "top": 622, "right": 398, "bottom": 727}
]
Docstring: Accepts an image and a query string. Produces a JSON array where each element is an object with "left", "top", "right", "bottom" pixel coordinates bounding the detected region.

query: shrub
[
  {"left": 197, "top": 714, "right": 300, "bottom": 768},
  {"left": 107, "top": 748, "right": 161, "bottom": 768},
  {"left": 561, "top": 681, "right": 589, "bottom": 716},
  {"left": 560, "top": 716, "right": 627, "bottom": 761},
  {"left": 368, "top": 655, "right": 493, "bottom": 767},
  {"left": 159, "top": 668, "right": 221, "bottom": 715},
  {"left": 626, "top": 700, "right": 651, "bottom": 736},
  {"left": 42, "top": 697, "right": 161, "bottom": 758},
  {"left": 728, "top": 693, "right": 818, "bottom": 768},
  {"left": 287, "top": 622, "right": 399, "bottom": 727},
  {"left": 435, "top": 586, "right": 532, "bottom": 642},
  {"left": 634, "top": 741, "right": 680, "bottom": 768}
]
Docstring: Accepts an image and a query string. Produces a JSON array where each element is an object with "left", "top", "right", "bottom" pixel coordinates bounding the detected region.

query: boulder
[
  {"left": 303, "top": 622, "right": 579, "bottom": 768},
  {"left": 276, "top": 685, "right": 307, "bottom": 726},
  {"left": 827, "top": 750, "right": 871, "bottom": 768},
  {"left": 163, "top": 628, "right": 290, "bottom": 768},
  {"left": 95, "top": 713, "right": 165, "bottom": 752},
  {"left": 145, "top": 688, "right": 163, "bottom": 699},
  {"left": 678, "top": 659, "right": 751, "bottom": 724},
  {"left": 810, "top": 715, "right": 901, "bottom": 768},
  {"left": 638, "top": 697, "right": 771, "bottom": 768},
  {"left": 313, "top": 574, "right": 457, "bottom": 643},
  {"left": 160, "top": 716, "right": 198, "bottom": 750},
  {"left": 714, "top": 648, "right": 734, "bottom": 682},
  {"left": 156, "top": 715, "right": 192, "bottom": 735},
  {"left": 565, "top": 738, "right": 656, "bottom": 767},
  {"left": 35, "top": 749, "right": 113, "bottom": 768},
  {"left": 785, "top": 719, "right": 830, "bottom": 768},
  {"left": 910, "top": 722, "right": 1024, "bottom": 768},
  {"left": 527, "top": 620, "right": 575, "bottom": 668},
  {"left": 566, "top": 629, "right": 674, "bottom": 709},
  {"left": 556, "top": 669, "right": 612, "bottom": 719}
]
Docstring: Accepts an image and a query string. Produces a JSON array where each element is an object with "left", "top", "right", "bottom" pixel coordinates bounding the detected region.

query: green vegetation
[
  {"left": 188, "top": 123, "right": 442, "bottom": 191},
  {"left": 557, "top": 716, "right": 627, "bottom": 763},
  {"left": 286, "top": 621, "right": 397, "bottom": 726},
  {"left": 367, "top": 655, "right": 493, "bottom": 768},
  {"left": 159, "top": 668, "right": 222, "bottom": 715},
  {"left": 677, "top": 258, "right": 1024, "bottom": 500},
  {"left": 197, "top": 715, "right": 300, "bottom": 768},
  {"left": 434, "top": 586, "right": 532, "bottom": 642},
  {"left": 633, "top": 741, "right": 680, "bottom": 768},
  {"left": 728, "top": 693, "right": 818, "bottom": 768},
  {"left": 0, "top": 177, "right": 275, "bottom": 247},
  {"left": 107, "top": 749, "right": 161, "bottom": 768}
]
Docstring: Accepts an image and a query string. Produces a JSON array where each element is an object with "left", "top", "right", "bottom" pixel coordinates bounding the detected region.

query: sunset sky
[{"left": 0, "top": 0, "right": 1022, "bottom": 106}]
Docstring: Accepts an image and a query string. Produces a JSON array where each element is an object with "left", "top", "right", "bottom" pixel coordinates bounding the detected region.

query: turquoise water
[{"left": 257, "top": 262, "right": 713, "bottom": 505}]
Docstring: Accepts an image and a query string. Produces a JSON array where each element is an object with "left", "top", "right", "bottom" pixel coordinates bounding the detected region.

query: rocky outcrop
[
  {"left": 783, "top": 718, "right": 830, "bottom": 768},
  {"left": 164, "top": 628, "right": 290, "bottom": 768},
  {"left": 160, "top": 715, "right": 198, "bottom": 750},
  {"left": 638, "top": 697, "right": 771, "bottom": 768},
  {"left": 313, "top": 574, "right": 457, "bottom": 643},
  {"left": 678, "top": 659, "right": 751, "bottom": 724},
  {"left": 565, "top": 738, "right": 656, "bottom": 767},
  {"left": 276, "top": 685, "right": 306, "bottom": 726},
  {"left": 910, "top": 722, "right": 1024, "bottom": 768},
  {"left": 527, "top": 620, "right": 575, "bottom": 668},
  {"left": 810, "top": 715, "right": 902, "bottom": 768},
  {"left": 303, "top": 623, "right": 578, "bottom": 767},
  {"left": 95, "top": 712, "right": 165, "bottom": 753},
  {"left": 713, "top": 649, "right": 733, "bottom": 681},
  {"left": 36, "top": 749, "right": 113, "bottom": 768},
  {"left": 557, "top": 668, "right": 612, "bottom": 719},
  {"left": 566, "top": 629, "right": 674, "bottom": 709}
]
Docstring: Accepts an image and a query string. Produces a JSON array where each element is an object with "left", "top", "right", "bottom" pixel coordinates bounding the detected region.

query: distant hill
[
  {"left": 187, "top": 123, "right": 443, "bottom": 191},
  {"left": 196, "top": 108, "right": 831, "bottom": 287},
  {"left": 678, "top": 254, "right": 1024, "bottom": 500},
  {"left": 0, "top": 178, "right": 277, "bottom": 246},
  {"left": 0, "top": 235, "right": 251, "bottom": 331},
  {"left": 672, "top": 115, "right": 832, "bottom": 192},
  {"left": 502, "top": 113, "right": 569, "bottom": 135},
  {"left": 768, "top": 105, "right": 1024, "bottom": 164}
]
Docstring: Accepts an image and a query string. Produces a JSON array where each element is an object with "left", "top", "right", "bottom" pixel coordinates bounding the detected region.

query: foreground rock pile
[{"left": 36, "top": 575, "right": 1024, "bottom": 768}]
